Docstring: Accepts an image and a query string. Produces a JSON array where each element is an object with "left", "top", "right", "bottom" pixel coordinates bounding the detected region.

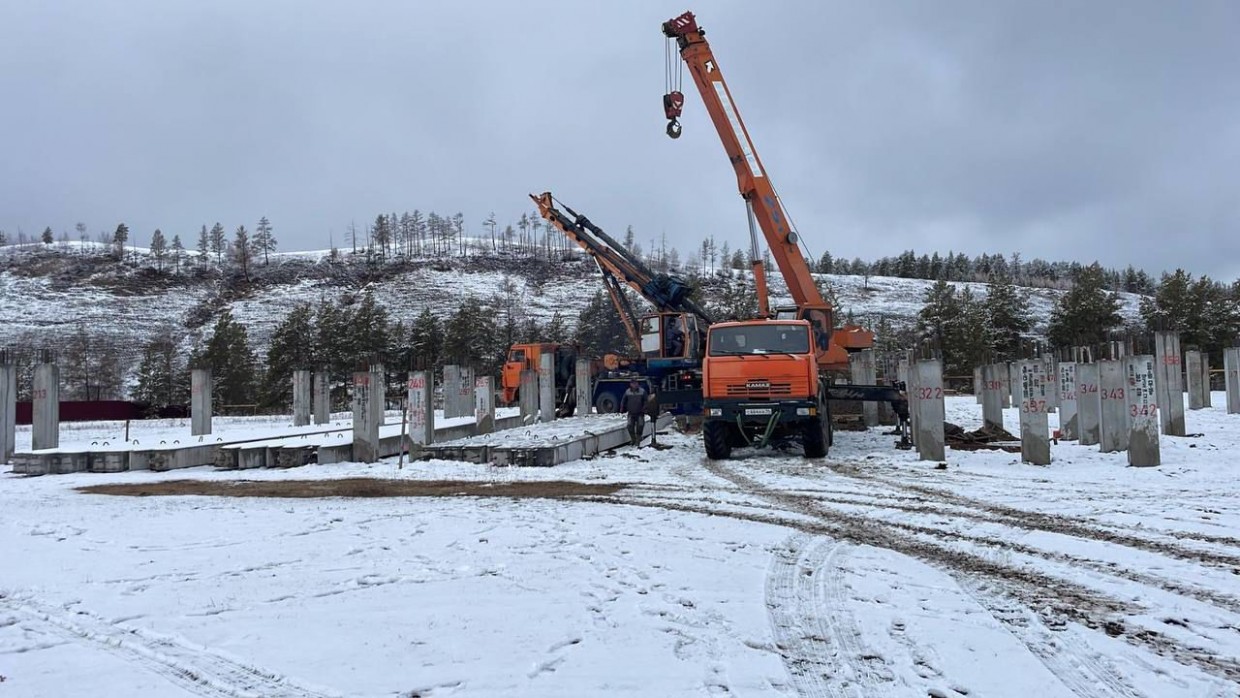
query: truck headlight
[
  {"left": 796, "top": 407, "right": 810, "bottom": 416},
  {"left": 707, "top": 408, "right": 722, "bottom": 417}
]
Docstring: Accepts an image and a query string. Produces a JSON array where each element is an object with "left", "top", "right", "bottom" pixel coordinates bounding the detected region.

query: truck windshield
[{"left": 709, "top": 325, "right": 810, "bottom": 356}]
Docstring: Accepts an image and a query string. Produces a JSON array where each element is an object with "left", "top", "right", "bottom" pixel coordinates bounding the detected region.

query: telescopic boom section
[
  {"left": 662, "top": 11, "right": 828, "bottom": 316},
  {"left": 529, "top": 192, "right": 714, "bottom": 325}
]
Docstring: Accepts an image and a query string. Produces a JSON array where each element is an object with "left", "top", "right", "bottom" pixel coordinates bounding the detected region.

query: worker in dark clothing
[
  {"left": 643, "top": 388, "right": 661, "bottom": 446},
  {"left": 622, "top": 379, "right": 647, "bottom": 447},
  {"left": 664, "top": 316, "right": 685, "bottom": 357}
]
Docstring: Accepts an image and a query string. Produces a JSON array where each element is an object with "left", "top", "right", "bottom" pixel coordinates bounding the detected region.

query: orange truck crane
[
  {"left": 662, "top": 10, "right": 900, "bottom": 459},
  {"left": 499, "top": 193, "right": 710, "bottom": 414},
  {"left": 661, "top": 10, "right": 865, "bottom": 371}
]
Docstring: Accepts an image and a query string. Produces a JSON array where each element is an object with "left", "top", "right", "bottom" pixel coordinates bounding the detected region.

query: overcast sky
[{"left": 2, "top": 0, "right": 1237, "bottom": 281}]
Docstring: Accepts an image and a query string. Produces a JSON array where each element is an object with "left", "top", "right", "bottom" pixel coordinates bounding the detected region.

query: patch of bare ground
[{"left": 76, "top": 478, "right": 626, "bottom": 500}]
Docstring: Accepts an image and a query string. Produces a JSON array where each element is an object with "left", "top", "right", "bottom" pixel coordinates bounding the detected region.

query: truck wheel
[
  {"left": 703, "top": 421, "right": 732, "bottom": 460},
  {"left": 802, "top": 415, "right": 828, "bottom": 458},
  {"left": 595, "top": 392, "right": 619, "bottom": 414}
]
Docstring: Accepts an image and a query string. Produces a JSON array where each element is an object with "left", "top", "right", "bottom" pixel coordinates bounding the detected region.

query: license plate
[{"left": 744, "top": 408, "right": 772, "bottom": 415}]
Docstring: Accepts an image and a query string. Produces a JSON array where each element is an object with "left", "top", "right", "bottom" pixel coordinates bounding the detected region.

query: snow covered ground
[{"left": 2, "top": 395, "right": 1239, "bottom": 696}]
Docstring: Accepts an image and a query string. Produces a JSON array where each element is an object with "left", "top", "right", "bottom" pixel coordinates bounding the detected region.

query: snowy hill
[{"left": 0, "top": 242, "right": 1145, "bottom": 357}]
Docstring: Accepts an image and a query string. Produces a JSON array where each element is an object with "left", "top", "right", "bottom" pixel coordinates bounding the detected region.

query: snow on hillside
[
  {"left": 759, "top": 269, "right": 1145, "bottom": 333},
  {"left": 0, "top": 263, "right": 208, "bottom": 342},
  {"left": 0, "top": 243, "right": 1146, "bottom": 356}
]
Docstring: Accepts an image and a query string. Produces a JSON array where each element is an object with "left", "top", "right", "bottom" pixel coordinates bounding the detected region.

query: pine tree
[
  {"left": 443, "top": 296, "right": 499, "bottom": 371},
  {"left": 198, "top": 309, "right": 257, "bottom": 407},
  {"left": 483, "top": 212, "right": 497, "bottom": 251},
  {"left": 133, "top": 330, "right": 186, "bottom": 411},
  {"left": 983, "top": 273, "right": 1033, "bottom": 362},
  {"left": 258, "top": 304, "right": 316, "bottom": 409},
  {"left": 371, "top": 214, "right": 391, "bottom": 259},
  {"left": 112, "top": 223, "right": 129, "bottom": 259},
  {"left": 915, "top": 281, "right": 987, "bottom": 374},
  {"left": 1141, "top": 270, "right": 1240, "bottom": 360},
  {"left": 543, "top": 311, "right": 570, "bottom": 344},
  {"left": 352, "top": 291, "right": 392, "bottom": 364},
  {"left": 1139, "top": 269, "right": 1193, "bottom": 334},
  {"left": 149, "top": 229, "right": 167, "bottom": 270},
  {"left": 916, "top": 280, "right": 961, "bottom": 352},
  {"left": 170, "top": 234, "right": 185, "bottom": 272},
  {"left": 816, "top": 250, "right": 834, "bottom": 274},
  {"left": 573, "top": 291, "right": 630, "bottom": 356},
  {"left": 254, "top": 216, "right": 277, "bottom": 265},
  {"left": 41, "top": 226, "right": 53, "bottom": 245},
  {"left": 208, "top": 222, "right": 227, "bottom": 265},
  {"left": 1047, "top": 262, "right": 1123, "bottom": 348},
  {"left": 408, "top": 308, "right": 443, "bottom": 371},
  {"left": 196, "top": 225, "right": 209, "bottom": 264},
  {"left": 314, "top": 298, "right": 354, "bottom": 382},
  {"left": 231, "top": 224, "right": 252, "bottom": 280}
]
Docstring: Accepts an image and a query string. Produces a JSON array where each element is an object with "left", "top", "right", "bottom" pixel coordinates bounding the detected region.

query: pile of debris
[{"left": 944, "top": 422, "right": 1021, "bottom": 452}]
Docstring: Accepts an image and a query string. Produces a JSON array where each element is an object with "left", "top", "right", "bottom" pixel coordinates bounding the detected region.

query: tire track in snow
[
  {"left": 765, "top": 533, "right": 848, "bottom": 698},
  {"left": 0, "top": 594, "right": 337, "bottom": 698},
  {"left": 697, "top": 459, "right": 1239, "bottom": 692},
  {"left": 737, "top": 463, "right": 1240, "bottom": 616},
  {"left": 822, "top": 463, "right": 1240, "bottom": 568},
  {"left": 652, "top": 461, "right": 1194, "bottom": 694},
  {"left": 768, "top": 534, "right": 899, "bottom": 696},
  {"left": 610, "top": 489, "right": 1240, "bottom": 691}
]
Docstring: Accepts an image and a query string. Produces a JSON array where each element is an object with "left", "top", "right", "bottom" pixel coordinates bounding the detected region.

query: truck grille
[{"left": 725, "top": 382, "right": 793, "bottom": 397}]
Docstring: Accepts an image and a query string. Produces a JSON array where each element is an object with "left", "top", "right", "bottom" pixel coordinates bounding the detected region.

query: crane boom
[
  {"left": 531, "top": 192, "right": 713, "bottom": 324},
  {"left": 662, "top": 11, "right": 826, "bottom": 312}
]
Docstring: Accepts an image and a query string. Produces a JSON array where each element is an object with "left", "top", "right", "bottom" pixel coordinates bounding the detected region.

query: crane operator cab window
[
  {"left": 641, "top": 316, "right": 662, "bottom": 357},
  {"left": 804, "top": 309, "right": 831, "bottom": 353},
  {"left": 508, "top": 349, "right": 527, "bottom": 367},
  {"left": 663, "top": 315, "right": 686, "bottom": 358}
]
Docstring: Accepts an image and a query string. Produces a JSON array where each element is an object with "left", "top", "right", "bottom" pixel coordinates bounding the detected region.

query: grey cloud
[{"left": 1, "top": 0, "right": 1237, "bottom": 280}]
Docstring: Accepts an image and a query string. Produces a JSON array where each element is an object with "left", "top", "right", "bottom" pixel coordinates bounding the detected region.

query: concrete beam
[
  {"left": 442, "top": 365, "right": 462, "bottom": 418},
  {"left": 911, "top": 359, "right": 945, "bottom": 462},
  {"left": 1015, "top": 359, "right": 1051, "bottom": 465},
  {"left": 538, "top": 353, "right": 555, "bottom": 423},
  {"left": 1099, "top": 359, "right": 1129, "bottom": 454},
  {"left": 293, "top": 370, "right": 311, "bottom": 426},
  {"left": 980, "top": 364, "right": 1004, "bottom": 432},
  {"left": 519, "top": 369, "right": 538, "bottom": 421},
  {"left": 1077, "top": 363, "right": 1101, "bottom": 446},
  {"left": 1185, "top": 350, "right": 1205, "bottom": 410},
  {"left": 191, "top": 368, "right": 212, "bottom": 436},
  {"left": 0, "top": 362, "right": 15, "bottom": 464},
  {"left": 407, "top": 371, "right": 434, "bottom": 446},
  {"left": 1125, "top": 355, "right": 1160, "bottom": 467},
  {"left": 852, "top": 349, "right": 878, "bottom": 427},
  {"left": 1154, "top": 331, "right": 1186, "bottom": 436},
  {"left": 474, "top": 376, "right": 495, "bottom": 434},
  {"left": 352, "top": 371, "right": 379, "bottom": 463},
  {"left": 313, "top": 370, "right": 331, "bottom": 425},
  {"left": 1057, "top": 362, "right": 1079, "bottom": 440},
  {"left": 1226, "top": 347, "right": 1240, "bottom": 415},
  {"left": 575, "top": 359, "right": 592, "bottom": 417},
  {"left": 32, "top": 363, "right": 60, "bottom": 451},
  {"left": 1202, "top": 356, "right": 1212, "bottom": 408},
  {"left": 903, "top": 354, "right": 917, "bottom": 447}
]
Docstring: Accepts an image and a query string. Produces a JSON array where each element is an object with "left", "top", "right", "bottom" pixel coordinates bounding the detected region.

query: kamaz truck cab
[{"left": 701, "top": 319, "right": 830, "bottom": 459}]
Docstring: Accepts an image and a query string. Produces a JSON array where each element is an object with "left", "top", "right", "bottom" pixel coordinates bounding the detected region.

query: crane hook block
[
  {"left": 666, "top": 119, "right": 683, "bottom": 139},
  {"left": 663, "top": 91, "right": 685, "bottom": 120}
]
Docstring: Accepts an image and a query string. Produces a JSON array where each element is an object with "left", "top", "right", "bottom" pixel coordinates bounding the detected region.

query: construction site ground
[{"left": 2, "top": 395, "right": 1238, "bottom": 697}]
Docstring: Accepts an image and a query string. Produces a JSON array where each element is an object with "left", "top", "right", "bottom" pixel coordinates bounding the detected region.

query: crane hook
[{"left": 666, "top": 119, "right": 682, "bottom": 139}]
